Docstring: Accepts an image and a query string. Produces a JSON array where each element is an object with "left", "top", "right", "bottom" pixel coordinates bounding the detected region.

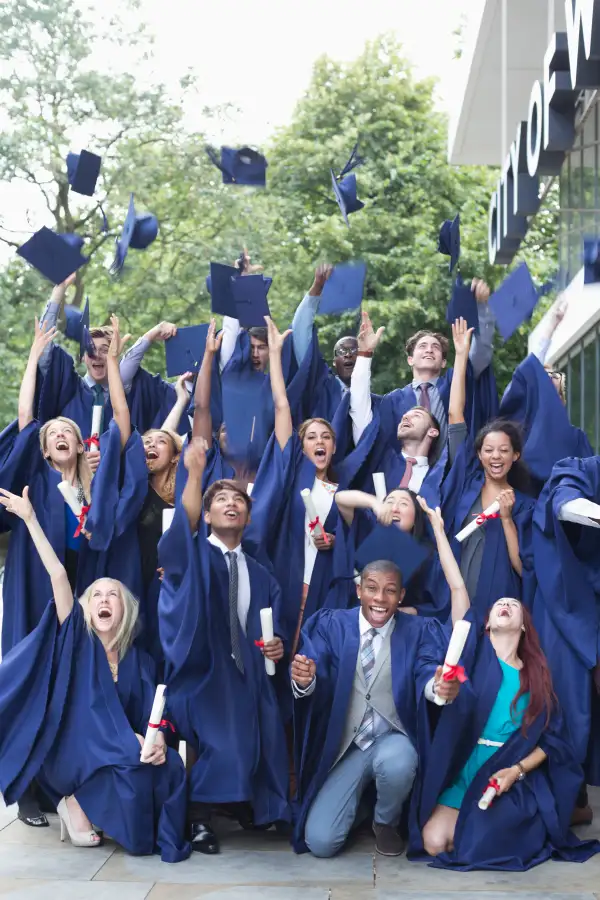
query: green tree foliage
[{"left": 0, "top": 13, "right": 557, "bottom": 426}]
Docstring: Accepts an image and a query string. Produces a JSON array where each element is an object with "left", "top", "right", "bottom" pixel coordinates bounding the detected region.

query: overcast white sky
[{"left": 0, "top": 0, "right": 484, "bottom": 251}]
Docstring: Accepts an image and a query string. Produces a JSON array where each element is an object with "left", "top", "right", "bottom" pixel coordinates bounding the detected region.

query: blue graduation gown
[
  {"left": 500, "top": 354, "right": 593, "bottom": 495},
  {"left": 128, "top": 367, "right": 189, "bottom": 436},
  {"left": 37, "top": 345, "right": 114, "bottom": 439},
  {"left": 158, "top": 509, "right": 291, "bottom": 824},
  {"left": 244, "top": 433, "right": 356, "bottom": 642},
  {"left": 0, "top": 419, "right": 143, "bottom": 654},
  {"left": 440, "top": 435, "right": 535, "bottom": 615},
  {"left": 409, "top": 610, "right": 600, "bottom": 870},
  {"left": 532, "top": 456, "right": 600, "bottom": 784},
  {"left": 0, "top": 601, "right": 190, "bottom": 862},
  {"left": 292, "top": 607, "right": 447, "bottom": 852}
]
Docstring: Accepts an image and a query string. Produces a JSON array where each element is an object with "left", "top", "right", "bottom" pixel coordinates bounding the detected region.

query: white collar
[
  {"left": 401, "top": 452, "right": 429, "bottom": 467},
  {"left": 83, "top": 373, "right": 108, "bottom": 392},
  {"left": 411, "top": 374, "right": 440, "bottom": 389},
  {"left": 207, "top": 532, "right": 242, "bottom": 557},
  {"left": 359, "top": 609, "right": 394, "bottom": 638}
]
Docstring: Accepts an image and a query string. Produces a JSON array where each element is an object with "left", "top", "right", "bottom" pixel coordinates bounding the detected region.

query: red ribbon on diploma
[
  {"left": 442, "top": 664, "right": 468, "bottom": 683},
  {"left": 83, "top": 436, "right": 100, "bottom": 450},
  {"left": 308, "top": 517, "right": 330, "bottom": 545},
  {"left": 473, "top": 511, "right": 499, "bottom": 526},
  {"left": 488, "top": 777, "right": 500, "bottom": 791},
  {"left": 73, "top": 505, "right": 91, "bottom": 538},
  {"left": 148, "top": 719, "right": 175, "bottom": 732},
  {"left": 254, "top": 639, "right": 264, "bottom": 648}
]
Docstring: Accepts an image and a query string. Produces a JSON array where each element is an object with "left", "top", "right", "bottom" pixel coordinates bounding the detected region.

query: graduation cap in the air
[
  {"left": 319, "top": 261, "right": 367, "bottom": 315},
  {"left": 221, "top": 370, "right": 264, "bottom": 465},
  {"left": 583, "top": 238, "right": 600, "bottom": 284},
  {"left": 206, "top": 146, "right": 267, "bottom": 187},
  {"left": 208, "top": 262, "right": 239, "bottom": 317},
  {"left": 66, "top": 150, "right": 102, "bottom": 197},
  {"left": 331, "top": 143, "right": 365, "bottom": 227},
  {"left": 446, "top": 276, "right": 479, "bottom": 335},
  {"left": 110, "top": 193, "right": 159, "bottom": 276},
  {"left": 437, "top": 214, "right": 460, "bottom": 273},
  {"left": 231, "top": 274, "right": 271, "bottom": 327},
  {"left": 17, "top": 227, "right": 89, "bottom": 285},
  {"left": 165, "top": 324, "right": 209, "bottom": 378},
  {"left": 355, "top": 524, "right": 431, "bottom": 586},
  {"left": 489, "top": 262, "right": 540, "bottom": 342},
  {"left": 64, "top": 297, "right": 95, "bottom": 361}
]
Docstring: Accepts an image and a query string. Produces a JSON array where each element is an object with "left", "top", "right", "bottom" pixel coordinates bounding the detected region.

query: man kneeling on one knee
[{"left": 290, "top": 551, "right": 461, "bottom": 858}]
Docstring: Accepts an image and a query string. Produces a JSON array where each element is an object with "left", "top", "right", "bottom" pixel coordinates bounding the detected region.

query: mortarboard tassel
[{"left": 338, "top": 142, "right": 365, "bottom": 179}]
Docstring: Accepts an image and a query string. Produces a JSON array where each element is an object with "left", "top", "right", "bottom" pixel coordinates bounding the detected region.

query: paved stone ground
[{"left": 1, "top": 789, "right": 600, "bottom": 899}]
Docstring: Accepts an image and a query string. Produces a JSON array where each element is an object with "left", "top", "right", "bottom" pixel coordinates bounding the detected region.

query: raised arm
[
  {"left": 265, "top": 316, "right": 293, "bottom": 451},
  {"left": 0, "top": 486, "right": 73, "bottom": 624},
  {"left": 417, "top": 496, "right": 470, "bottom": 624},
  {"left": 119, "top": 320, "right": 177, "bottom": 394},
  {"left": 335, "top": 489, "right": 381, "bottom": 526},
  {"left": 107, "top": 315, "right": 132, "bottom": 449},
  {"left": 351, "top": 310, "right": 385, "bottom": 444},
  {"left": 18, "top": 318, "right": 57, "bottom": 431},
  {"left": 469, "top": 278, "right": 495, "bottom": 378},
  {"left": 162, "top": 371, "right": 193, "bottom": 433},
  {"left": 181, "top": 437, "right": 208, "bottom": 532},
  {"left": 38, "top": 273, "right": 76, "bottom": 376},
  {"left": 449, "top": 317, "right": 472, "bottom": 425},
  {"left": 291, "top": 264, "right": 333, "bottom": 364},
  {"left": 193, "top": 319, "right": 222, "bottom": 441}
]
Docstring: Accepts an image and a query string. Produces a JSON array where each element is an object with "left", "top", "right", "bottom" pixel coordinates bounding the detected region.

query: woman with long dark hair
[{"left": 408, "top": 498, "right": 599, "bottom": 870}]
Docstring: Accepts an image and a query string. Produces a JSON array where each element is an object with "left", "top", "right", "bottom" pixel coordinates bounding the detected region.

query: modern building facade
[{"left": 450, "top": 0, "right": 600, "bottom": 452}]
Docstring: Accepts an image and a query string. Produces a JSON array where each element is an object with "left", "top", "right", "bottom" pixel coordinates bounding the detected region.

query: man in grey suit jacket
[{"left": 292, "top": 559, "right": 460, "bottom": 858}]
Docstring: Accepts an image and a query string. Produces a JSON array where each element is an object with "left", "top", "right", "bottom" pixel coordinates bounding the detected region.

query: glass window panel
[
  {"left": 583, "top": 337, "right": 597, "bottom": 448},
  {"left": 582, "top": 142, "right": 596, "bottom": 210},
  {"left": 569, "top": 145, "right": 582, "bottom": 210}
]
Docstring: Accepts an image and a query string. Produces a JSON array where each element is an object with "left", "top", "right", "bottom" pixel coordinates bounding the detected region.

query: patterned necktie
[
  {"left": 226, "top": 551, "right": 244, "bottom": 674},
  {"left": 92, "top": 384, "right": 104, "bottom": 435},
  {"left": 355, "top": 628, "right": 378, "bottom": 751},
  {"left": 399, "top": 457, "right": 417, "bottom": 489}
]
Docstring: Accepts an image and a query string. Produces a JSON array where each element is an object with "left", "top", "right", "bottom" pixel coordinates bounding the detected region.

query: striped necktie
[
  {"left": 355, "top": 627, "right": 378, "bottom": 751},
  {"left": 226, "top": 551, "right": 244, "bottom": 674},
  {"left": 419, "top": 382, "right": 446, "bottom": 435}
]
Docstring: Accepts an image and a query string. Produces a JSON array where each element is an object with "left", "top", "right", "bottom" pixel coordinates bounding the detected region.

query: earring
[{"left": 521, "top": 626, "right": 526, "bottom": 632}]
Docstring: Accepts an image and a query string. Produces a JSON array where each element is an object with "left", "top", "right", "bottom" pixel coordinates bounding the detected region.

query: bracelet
[
  {"left": 515, "top": 762, "right": 526, "bottom": 781},
  {"left": 357, "top": 350, "right": 373, "bottom": 358}
]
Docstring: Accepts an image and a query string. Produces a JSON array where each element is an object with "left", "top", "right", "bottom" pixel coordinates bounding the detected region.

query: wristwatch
[{"left": 515, "top": 762, "right": 526, "bottom": 781}]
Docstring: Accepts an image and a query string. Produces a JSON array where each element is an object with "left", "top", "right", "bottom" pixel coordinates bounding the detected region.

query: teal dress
[{"left": 439, "top": 659, "right": 529, "bottom": 810}]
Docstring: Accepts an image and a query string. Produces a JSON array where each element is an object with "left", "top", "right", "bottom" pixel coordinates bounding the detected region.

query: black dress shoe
[
  {"left": 17, "top": 808, "right": 49, "bottom": 828},
  {"left": 190, "top": 822, "right": 220, "bottom": 854}
]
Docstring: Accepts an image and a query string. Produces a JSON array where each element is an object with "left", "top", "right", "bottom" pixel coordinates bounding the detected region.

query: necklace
[{"left": 108, "top": 660, "right": 118, "bottom": 682}]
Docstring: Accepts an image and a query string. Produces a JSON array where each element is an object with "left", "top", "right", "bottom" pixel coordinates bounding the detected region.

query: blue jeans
[{"left": 304, "top": 731, "right": 418, "bottom": 858}]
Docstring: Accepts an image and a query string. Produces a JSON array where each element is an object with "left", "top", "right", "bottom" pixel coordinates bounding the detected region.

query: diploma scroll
[
  {"left": 373, "top": 472, "right": 387, "bottom": 503},
  {"left": 141, "top": 684, "right": 167, "bottom": 762},
  {"left": 433, "top": 619, "right": 471, "bottom": 707},
  {"left": 57, "top": 481, "right": 82, "bottom": 518},
  {"left": 91, "top": 405, "right": 103, "bottom": 440},
  {"left": 455, "top": 501, "right": 500, "bottom": 543},
  {"left": 260, "top": 608, "right": 276, "bottom": 676},
  {"left": 478, "top": 777, "right": 500, "bottom": 810},
  {"left": 301, "top": 488, "right": 329, "bottom": 543},
  {"left": 246, "top": 482, "right": 254, "bottom": 497}
]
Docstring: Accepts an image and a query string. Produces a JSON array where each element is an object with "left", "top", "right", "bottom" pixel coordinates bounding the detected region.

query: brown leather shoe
[
  {"left": 372, "top": 821, "right": 406, "bottom": 856},
  {"left": 571, "top": 805, "right": 593, "bottom": 827}
]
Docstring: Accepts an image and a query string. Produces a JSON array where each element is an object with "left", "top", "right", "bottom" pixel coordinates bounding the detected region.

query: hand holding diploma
[
  {"left": 301, "top": 488, "right": 331, "bottom": 547},
  {"left": 141, "top": 684, "right": 168, "bottom": 763},
  {"left": 257, "top": 608, "right": 280, "bottom": 675},
  {"left": 137, "top": 731, "right": 166, "bottom": 766},
  {"left": 433, "top": 619, "right": 471, "bottom": 706},
  {"left": 455, "top": 501, "right": 500, "bottom": 543}
]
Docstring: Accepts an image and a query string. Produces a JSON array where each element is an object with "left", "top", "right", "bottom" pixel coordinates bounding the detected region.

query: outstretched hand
[
  {"left": 0, "top": 486, "right": 35, "bottom": 523},
  {"left": 417, "top": 495, "right": 444, "bottom": 533},
  {"left": 205, "top": 318, "right": 224, "bottom": 355},
  {"left": 175, "top": 371, "right": 193, "bottom": 403},
  {"left": 264, "top": 316, "right": 291, "bottom": 354},
  {"left": 236, "top": 247, "right": 264, "bottom": 276},
  {"left": 30, "top": 317, "right": 57, "bottom": 361},
  {"left": 109, "top": 314, "right": 131, "bottom": 358},
  {"left": 358, "top": 310, "right": 385, "bottom": 354},
  {"left": 452, "top": 316, "right": 473, "bottom": 357}
]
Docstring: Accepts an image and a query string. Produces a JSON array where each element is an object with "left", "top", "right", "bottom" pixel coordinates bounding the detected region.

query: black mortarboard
[
  {"left": 437, "top": 214, "right": 460, "bottom": 273},
  {"left": 446, "top": 277, "right": 480, "bottom": 334},
  {"left": 489, "top": 262, "right": 540, "bottom": 341},
  {"left": 206, "top": 146, "right": 267, "bottom": 187},
  {"left": 231, "top": 274, "right": 271, "bottom": 327},
  {"left": 331, "top": 143, "right": 365, "bottom": 227},
  {"left": 221, "top": 370, "right": 264, "bottom": 464},
  {"left": 319, "top": 262, "right": 366, "bottom": 314},
  {"left": 110, "top": 193, "right": 159, "bottom": 276}
]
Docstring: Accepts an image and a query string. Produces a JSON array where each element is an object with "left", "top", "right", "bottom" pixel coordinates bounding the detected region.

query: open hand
[
  {"left": 146, "top": 321, "right": 177, "bottom": 342},
  {"left": 309, "top": 263, "right": 334, "bottom": 296},
  {"left": 175, "top": 372, "right": 193, "bottom": 404},
  {"left": 452, "top": 317, "right": 473, "bottom": 357},
  {"left": 109, "top": 315, "right": 131, "bottom": 358},
  {"left": 358, "top": 310, "right": 385, "bottom": 354},
  {"left": 205, "top": 318, "right": 224, "bottom": 355},
  {"left": 0, "top": 486, "right": 35, "bottom": 522},
  {"left": 31, "top": 317, "right": 57, "bottom": 361},
  {"left": 417, "top": 495, "right": 444, "bottom": 533},
  {"left": 291, "top": 654, "right": 316, "bottom": 687},
  {"left": 264, "top": 316, "right": 291, "bottom": 355}
]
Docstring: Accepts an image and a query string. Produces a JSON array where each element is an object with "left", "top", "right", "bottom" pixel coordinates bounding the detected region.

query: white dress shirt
[
  {"left": 402, "top": 452, "right": 429, "bottom": 493},
  {"left": 208, "top": 533, "right": 251, "bottom": 634},
  {"left": 292, "top": 610, "right": 437, "bottom": 702},
  {"left": 303, "top": 477, "right": 336, "bottom": 585}
]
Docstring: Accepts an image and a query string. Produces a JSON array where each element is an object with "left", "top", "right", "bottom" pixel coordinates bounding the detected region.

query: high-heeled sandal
[{"left": 57, "top": 797, "right": 102, "bottom": 848}]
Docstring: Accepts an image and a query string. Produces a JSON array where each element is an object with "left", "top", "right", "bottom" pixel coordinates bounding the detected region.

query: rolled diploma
[
  {"left": 301, "top": 488, "right": 325, "bottom": 538},
  {"left": 260, "top": 607, "right": 276, "bottom": 676},
  {"left": 57, "top": 481, "right": 83, "bottom": 518},
  {"left": 478, "top": 783, "right": 498, "bottom": 811},
  {"left": 455, "top": 501, "right": 500, "bottom": 543},
  {"left": 246, "top": 482, "right": 254, "bottom": 497},
  {"left": 373, "top": 472, "right": 387, "bottom": 503},
  {"left": 162, "top": 508, "right": 175, "bottom": 534},
  {"left": 91, "top": 405, "right": 103, "bottom": 439},
  {"left": 140, "top": 684, "right": 166, "bottom": 761},
  {"left": 433, "top": 619, "right": 471, "bottom": 707}
]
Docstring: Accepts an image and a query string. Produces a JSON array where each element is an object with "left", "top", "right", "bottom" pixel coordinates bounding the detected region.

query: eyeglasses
[{"left": 334, "top": 345, "right": 358, "bottom": 359}]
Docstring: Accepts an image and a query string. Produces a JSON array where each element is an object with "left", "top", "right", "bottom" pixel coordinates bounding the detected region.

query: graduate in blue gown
[
  {"left": 499, "top": 353, "right": 592, "bottom": 496},
  {"left": 244, "top": 317, "right": 357, "bottom": 657},
  {"left": 531, "top": 456, "right": 600, "bottom": 823},
  {"left": 0, "top": 486, "right": 190, "bottom": 862},
  {"left": 290, "top": 537, "right": 459, "bottom": 857},
  {"left": 409, "top": 497, "right": 600, "bottom": 870},
  {"left": 158, "top": 437, "right": 290, "bottom": 854},
  {"left": 440, "top": 376, "right": 535, "bottom": 615}
]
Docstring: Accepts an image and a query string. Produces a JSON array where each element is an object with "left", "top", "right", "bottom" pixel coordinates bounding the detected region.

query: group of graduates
[{"left": 1, "top": 250, "right": 600, "bottom": 874}]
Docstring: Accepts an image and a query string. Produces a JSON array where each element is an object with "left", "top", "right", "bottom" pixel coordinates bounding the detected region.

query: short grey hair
[{"left": 360, "top": 560, "right": 403, "bottom": 590}]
